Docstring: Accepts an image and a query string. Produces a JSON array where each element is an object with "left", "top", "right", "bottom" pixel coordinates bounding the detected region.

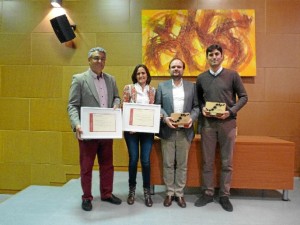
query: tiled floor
[{"left": 0, "top": 171, "right": 299, "bottom": 225}]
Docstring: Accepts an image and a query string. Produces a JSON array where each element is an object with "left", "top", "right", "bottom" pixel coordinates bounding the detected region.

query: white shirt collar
[
  {"left": 89, "top": 68, "right": 103, "bottom": 79},
  {"left": 134, "top": 83, "right": 149, "bottom": 92},
  {"left": 172, "top": 78, "right": 183, "bottom": 88},
  {"left": 209, "top": 66, "right": 223, "bottom": 76}
]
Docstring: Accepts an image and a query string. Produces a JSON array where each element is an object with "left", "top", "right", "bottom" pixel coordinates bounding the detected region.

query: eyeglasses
[{"left": 91, "top": 57, "right": 106, "bottom": 61}]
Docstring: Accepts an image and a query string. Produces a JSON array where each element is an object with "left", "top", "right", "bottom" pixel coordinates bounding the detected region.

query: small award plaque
[
  {"left": 205, "top": 102, "right": 226, "bottom": 116},
  {"left": 171, "top": 113, "right": 191, "bottom": 127}
]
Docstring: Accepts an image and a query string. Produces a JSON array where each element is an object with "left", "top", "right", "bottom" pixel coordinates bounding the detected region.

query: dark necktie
[{"left": 97, "top": 74, "right": 102, "bottom": 80}]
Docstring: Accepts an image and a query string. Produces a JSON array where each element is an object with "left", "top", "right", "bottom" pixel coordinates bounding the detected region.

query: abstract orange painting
[{"left": 142, "top": 10, "right": 256, "bottom": 76}]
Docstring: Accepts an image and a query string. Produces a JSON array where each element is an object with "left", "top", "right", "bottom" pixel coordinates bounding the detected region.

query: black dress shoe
[
  {"left": 101, "top": 194, "right": 122, "bottom": 205},
  {"left": 194, "top": 193, "right": 213, "bottom": 207},
  {"left": 175, "top": 196, "right": 186, "bottom": 208},
  {"left": 219, "top": 196, "right": 233, "bottom": 212},
  {"left": 163, "top": 195, "right": 174, "bottom": 207},
  {"left": 82, "top": 199, "right": 92, "bottom": 211}
]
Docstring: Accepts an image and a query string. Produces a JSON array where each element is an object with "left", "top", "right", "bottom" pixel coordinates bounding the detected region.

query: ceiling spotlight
[{"left": 51, "top": 0, "right": 62, "bottom": 8}]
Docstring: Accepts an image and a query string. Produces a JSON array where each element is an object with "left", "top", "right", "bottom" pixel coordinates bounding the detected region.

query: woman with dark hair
[{"left": 122, "top": 64, "right": 156, "bottom": 207}]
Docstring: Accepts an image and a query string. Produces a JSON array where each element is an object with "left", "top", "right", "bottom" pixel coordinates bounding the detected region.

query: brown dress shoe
[
  {"left": 175, "top": 196, "right": 186, "bottom": 208},
  {"left": 163, "top": 195, "right": 174, "bottom": 207}
]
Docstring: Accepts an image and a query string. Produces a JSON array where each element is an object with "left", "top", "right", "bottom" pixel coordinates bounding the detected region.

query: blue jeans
[{"left": 124, "top": 132, "right": 154, "bottom": 189}]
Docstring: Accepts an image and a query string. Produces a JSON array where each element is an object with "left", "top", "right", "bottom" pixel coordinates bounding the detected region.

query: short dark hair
[
  {"left": 131, "top": 64, "right": 152, "bottom": 85},
  {"left": 168, "top": 58, "right": 185, "bottom": 69},
  {"left": 206, "top": 44, "right": 223, "bottom": 57}
]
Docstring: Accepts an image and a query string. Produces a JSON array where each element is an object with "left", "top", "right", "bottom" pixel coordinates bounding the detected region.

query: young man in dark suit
[{"left": 155, "top": 58, "right": 199, "bottom": 208}]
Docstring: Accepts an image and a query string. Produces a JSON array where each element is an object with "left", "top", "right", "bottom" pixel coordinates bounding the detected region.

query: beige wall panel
[
  {"left": 197, "top": 0, "right": 266, "bottom": 33},
  {"left": 62, "top": 132, "right": 79, "bottom": 165},
  {"left": 237, "top": 102, "right": 297, "bottom": 136},
  {"left": 0, "top": 34, "right": 31, "bottom": 65},
  {"left": 2, "top": 0, "right": 48, "bottom": 33},
  {"left": 2, "top": 131, "right": 31, "bottom": 163},
  {"left": 266, "top": 0, "right": 300, "bottom": 34},
  {"left": 64, "top": 165, "right": 80, "bottom": 176},
  {"left": 0, "top": 163, "right": 31, "bottom": 190},
  {"left": 113, "top": 139, "right": 128, "bottom": 167},
  {"left": 49, "top": 164, "right": 67, "bottom": 183},
  {"left": 0, "top": 132, "right": 3, "bottom": 163},
  {"left": 67, "top": 0, "right": 130, "bottom": 32},
  {"left": 30, "top": 99, "right": 70, "bottom": 131},
  {"left": 31, "top": 33, "right": 96, "bottom": 65},
  {"left": 151, "top": 77, "right": 170, "bottom": 90},
  {"left": 255, "top": 32, "right": 265, "bottom": 68},
  {"left": 265, "top": 68, "right": 300, "bottom": 102},
  {"left": 243, "top": 68, "right": 265, "bottom": 102},
  {"left": 291, "top": 103, "right": 300, "bottom": 136},
  {"left": 30, "top": 132, "right": 62, "bottom": 164},
  {"left": 104, "top": 66, "right": 132, "bottom": 96},
  {"left": 257, "top": 34, "right": 299, "bottom": 68},
  {"left": 0, "top": 99, "right": 29, "bottom": 130},
  {"left": 0, "top": 1, "right": 2, "bottom": 32},
  {"left": 1, "top": 66, "right": 62, "bottom": 98},
  {"left": 0, "top": 67, "right": 2, "bottom": 94},
  {"left": 31, "top": 164, "right": 52, "bottom": 185},
  {"left": 289, "top": 68, "right": 300, "bottom": 103},
  {"left": 96, "top": 33, "right": 141, "bottom": 66},
  {"left": 130, "top": 0, "right": 198, "bottom": 32},
  {"left": 62, "top": 66, "right": 87, "bottom": 99}
]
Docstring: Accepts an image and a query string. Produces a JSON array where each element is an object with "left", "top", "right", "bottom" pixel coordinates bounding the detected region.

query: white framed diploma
[
  {"left": 122, "top": 103, "right": 161, "bottom": 133},
  {"left": 80, "top": 107, "right": 122, "bottom": 139}
]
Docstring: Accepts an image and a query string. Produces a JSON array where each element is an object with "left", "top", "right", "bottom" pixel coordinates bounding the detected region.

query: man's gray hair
[{"left": 88, "top": 47, "right": 106, "bottom": 58}]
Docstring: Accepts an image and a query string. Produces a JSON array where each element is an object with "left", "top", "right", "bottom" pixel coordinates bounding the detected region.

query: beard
[{"left": 171, "top": 73, "right": 182, "bottom": 80}]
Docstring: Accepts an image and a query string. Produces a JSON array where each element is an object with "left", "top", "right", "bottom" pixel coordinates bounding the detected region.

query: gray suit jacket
[
  {"left": 155, "top": 79, "right": 199, "bottom": 142},
  {"left": 67, "top": 69, "right": 120, "bottom": 131}
]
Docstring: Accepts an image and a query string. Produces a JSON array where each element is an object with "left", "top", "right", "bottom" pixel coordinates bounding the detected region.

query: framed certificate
[
  {"left": 122, "top": 103, "right": 161, "bottom": 133},
  {"left": 80, "top": 107, "right": 122, "bottom": 139}
]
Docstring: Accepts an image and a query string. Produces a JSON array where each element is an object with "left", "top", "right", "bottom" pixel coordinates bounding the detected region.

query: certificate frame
[
  {"left": 122, "top": 103, "right": 161, "bottom": 133},
  {"left": 80, "top": 107, "right": 122, "bottom": 139}
]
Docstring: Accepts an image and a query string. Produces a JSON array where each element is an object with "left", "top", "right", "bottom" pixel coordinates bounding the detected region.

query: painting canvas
[{"left": 142, "top": 10, "right": 256, "bottom": 77}]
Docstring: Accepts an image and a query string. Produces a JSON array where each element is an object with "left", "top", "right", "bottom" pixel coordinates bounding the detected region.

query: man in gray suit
[
  {"left": 67, "top": 47, "right": 122, "bottom": 211},
  {"left": 155, "top": 58, "right": 199, "bottom": 208}
]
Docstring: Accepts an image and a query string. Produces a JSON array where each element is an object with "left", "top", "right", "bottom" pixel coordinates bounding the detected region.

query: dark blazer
[
  {"left": 67, "top": 69, "right": 120, "bottom": 131},
  {"left": 155, "top": 79, "right": 199, "bottom": 142}
]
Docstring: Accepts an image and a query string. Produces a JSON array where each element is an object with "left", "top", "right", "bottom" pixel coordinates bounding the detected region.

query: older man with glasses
[{"left": 67, "top": 47, "right": 122, "bottom": 211}]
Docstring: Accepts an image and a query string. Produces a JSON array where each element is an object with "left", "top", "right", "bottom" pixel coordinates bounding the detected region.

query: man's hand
[
  {"left": 186, "top": 118, "right": 193, "bottom": 128},
  {"left": 202, "top": 107, "right": 213, "bottom": 117},
  {"left": 215, "top": 111, "right": 230, "bottom": 120},
  {"left": 164, "top": 116, "right": 176, "bottom": 129},
  {"left": 76, "top": 124, "right": 83, "bottom": 140}
]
